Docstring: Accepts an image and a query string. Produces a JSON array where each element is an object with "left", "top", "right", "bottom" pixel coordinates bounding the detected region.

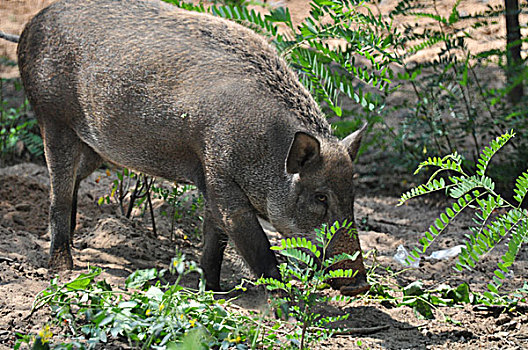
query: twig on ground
[
  {"left": 311, "top": 325, "right": 390, "bottom": 336},
  {"left": 396, "top": 323, "right": 428, "bottom": 330}
]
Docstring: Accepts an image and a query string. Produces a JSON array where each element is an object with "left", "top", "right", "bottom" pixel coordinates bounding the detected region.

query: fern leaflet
[
  {"left": 456, "top": 208, "right": 526, "bottom": 272},
  {"left": 398, "top": 178, "right": 446, "bottom": 205},
  {"left": 322, "top": 268, "right": 358, "bottom": 281},
  {"left": 449, "top": 176, "right": 494, "bottom": 199},
  {"left": 513, "top": 171, "right": 528, "bottom": 206},
  {"left": 475, "top": 130, "right": 515, "bottom": 177},
  {"left": 407, "top": 192, "right": 478, "bottom": 263},
  {"left": 272, "top": 237, "right": 321, "bottom": 259},
  {"left": 482, "top": 216, "right": 527, "bottom": 298},
  {"left": 414, "top": 152, "right": 464, "bottom": 175},
  {"left": 280, "top": 248, "right": 317, "bottom": 271},
  {"left": 322, "top": 252, "right": 360, "bottom": 269}
]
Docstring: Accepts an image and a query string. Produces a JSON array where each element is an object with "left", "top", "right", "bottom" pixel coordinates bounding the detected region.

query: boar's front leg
[
  {"left": 201, "top": 215, "right": 229, "bottom": 291},
  {"left": 201, "top": 180, "right": 280, "bottom": 291},
  {"left": 70, "top": 146, "right": 103, "bottom": 245}
]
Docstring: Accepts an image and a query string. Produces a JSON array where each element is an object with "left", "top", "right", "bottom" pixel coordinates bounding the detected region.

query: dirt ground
[
  {"left": 0, "top": 162, "right": 526, "bottom": 350},
  {"left": 1, "top": 0, "right": 527, "bottom": 349}
]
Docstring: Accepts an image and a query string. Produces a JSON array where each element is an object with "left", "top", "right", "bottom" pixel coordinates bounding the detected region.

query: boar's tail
[{"left": 0, "top": 32, "right": 20, "bottom": 43}]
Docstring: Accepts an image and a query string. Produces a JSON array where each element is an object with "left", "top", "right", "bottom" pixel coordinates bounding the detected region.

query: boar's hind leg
[
  {"left": 70, "top": 144, "right": 103, "bottom": 244},
  {"left": 41, "top": 122, "right": 101, "bottom": 270}
]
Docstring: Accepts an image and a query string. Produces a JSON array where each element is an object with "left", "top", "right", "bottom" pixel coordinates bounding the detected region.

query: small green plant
[
  {"left": 388, "top": 0, "right": 528, "bottom": 172},
  {"left": 98, "top": 168, "right": 153, "bottom": 216},
  {"left": 98, "top": 168, "right": 158, "bottom": 234},
  {"left": 399, "top": 130, "right": 528, "bottom": 298},
  {"left": 257, "top": 220, "right": 361, "bottom": 350},
  {"left": 152, "top": 183, "right": 204, "bottom": 240},
  {"left": 164, "top": 0, "right": 528, "bottom": 178},
  {"left": 98, "top": 169, "right": 204, "bottom": 239},
  {"left": 0, "top": 78, "right": 43, "bottom": 164},
  {"left": 367, "top": 264, "right": 527, "bottom": 320},
  {"left": 16, "top": 255, "right": 278, "bottom": 349}
]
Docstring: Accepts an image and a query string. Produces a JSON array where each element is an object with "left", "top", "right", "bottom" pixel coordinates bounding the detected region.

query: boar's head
[
  {"left": 268, "top": 124, "right": 366, "bottom": 235},
  {"left": 266, "top": 124, "right": 370, "bottom": 295}
]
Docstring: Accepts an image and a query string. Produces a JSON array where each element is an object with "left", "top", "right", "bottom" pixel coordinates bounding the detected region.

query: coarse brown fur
[{"left": 15, "top": 0, "right": 367, "bottom": 291}]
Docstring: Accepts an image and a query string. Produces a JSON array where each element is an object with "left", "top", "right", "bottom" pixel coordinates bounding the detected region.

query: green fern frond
[
  {"left": 407, "top": 12, "right": 447, "bottom": 25},
  {"left": 400, "top": 131, "right": 524, "bottom": 295},
  {"left": 487, "top": 219, "right": 527, "bottom": 294},
  {"left": 406, "top": 36, "right": 445, "bottom": 54},
  {"left": 325, "top": 219, "right": 354, "bottom": 242},
  {"left": 316, "top": 314, "right": 350, "bottom": 326},
  {"left": 168, "top": 1, "right": 281, "bottom": 38},
  {"left": 473, "top": 194, "right": 505, "bottom": 227},
  {"left": 456, "top": 208, "right": 526, "bottom": 272},
  {"left": 313, "top": 220, "right": 353, "bottom": 254},
  {"left": 407, "top": 192, "right": 478, "bottom": 262},
  {"left": 326, "top": 294, "right": 352, "bottom": 303},
  {"left": 398, "top": 178, "right": 446, "bottom": 205},
  {"left": 285, "top": 263, "right": 309, "bottom": 281},
  {"left": 280, "top": 248, "right": 315, "bottom": 268},
  {"left": 293, "top": 49, "right": 340, "bottom": 115},
  {"left": 448, "top": 0, "right": 462, "bottom": 24},
  {"left": 272, "top": 237, "right": 321, "bottom": 259},
  {"left": 279, "top": 248, "right": 315, "bottom": 270},
  {"left": 463, "top": 195, "right": 506, "bottom": 266},
  {"left": 210, "top": 5, "right": 279, "bottom": 37},
  {"left": 322, "top": 268, "right": 358, "bottom": 281},
  {"left": 264, "top": 6, "right": 293, "bottom": 30},
  {"left": 414, "top": 152, "right": 465, "bottom": 176},
  {"left": 513, "top": 171, "right": 528, "bottom": 206},
  {"left": 449, "top": 176, "right": 494, "bottom": 199},
  {"left": 475, "top": 130, "right": 515, "bottom": 177},
  {"left": 257, "top": 277, "right": 291, "bottom": 292},
  {"left": 322, "top": 252, "right": 360, "bottom": 269},
  {"left": 164, "top": 0, "right": 207, "bottom": 13},
  {"left": 293, "top": 48, "right": 382, "bottom": 116}
]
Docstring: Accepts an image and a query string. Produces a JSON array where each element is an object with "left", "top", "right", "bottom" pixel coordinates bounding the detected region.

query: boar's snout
[{"left": 326, "top": 223, "right": 371, "bottom": 296}]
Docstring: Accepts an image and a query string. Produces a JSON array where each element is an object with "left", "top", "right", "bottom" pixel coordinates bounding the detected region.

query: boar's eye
[{"left": 315, "top": 193, "right": 328, "bottom": 204}]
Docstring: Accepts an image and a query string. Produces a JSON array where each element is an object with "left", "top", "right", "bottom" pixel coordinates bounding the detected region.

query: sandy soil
[{"left": 1, "top": 0, "right": 527, "bottom": 349}]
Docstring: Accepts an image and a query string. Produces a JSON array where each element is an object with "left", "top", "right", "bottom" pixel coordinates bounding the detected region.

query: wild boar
[{"left": 9, "top": 0, "right": 368, "bottom": 292}]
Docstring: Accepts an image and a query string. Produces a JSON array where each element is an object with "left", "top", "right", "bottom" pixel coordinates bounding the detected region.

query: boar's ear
[
  {"left": 286, "top": 132, "right": 321, "bottom": 174},
  {"left": 341, "top": 123, "right": 367, "bottom": 161}
]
